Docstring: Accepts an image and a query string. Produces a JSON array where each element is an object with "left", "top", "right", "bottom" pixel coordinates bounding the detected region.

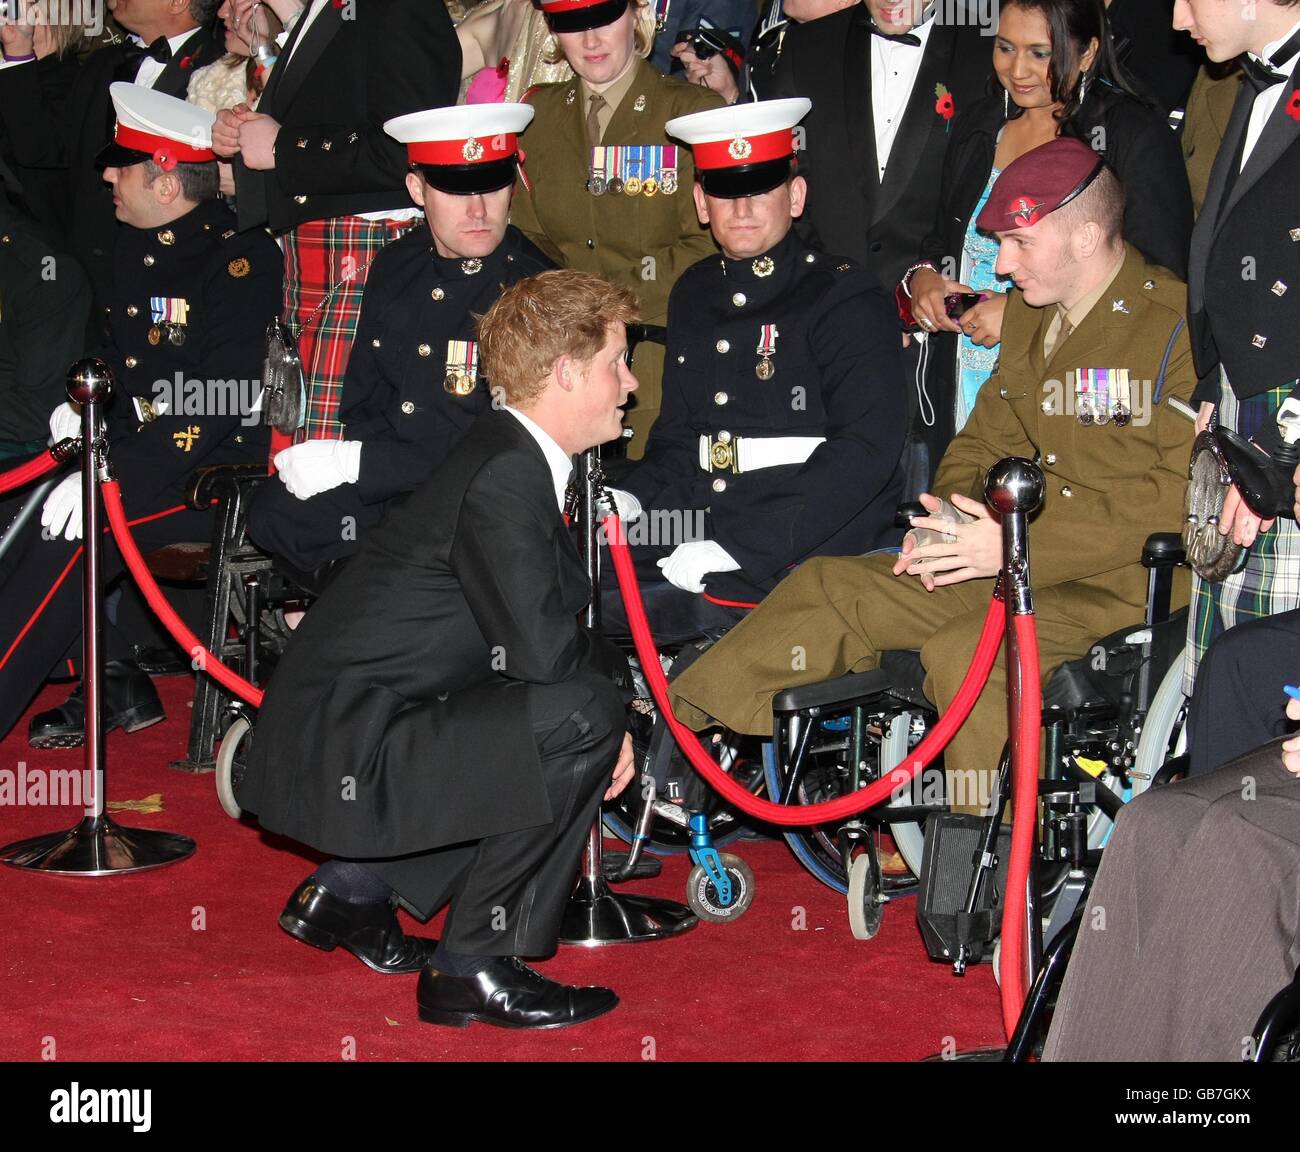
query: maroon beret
[{"left": 975, "top": 137, "right": 1106, "bottom": 233}]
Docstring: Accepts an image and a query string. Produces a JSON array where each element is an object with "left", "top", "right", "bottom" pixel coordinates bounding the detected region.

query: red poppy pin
[
  {"left": 1286, "top": 89, "right": 1300, "bottom": 121},
  {"left": 1010, "top": 196, "right": 1041, "bottom": 228},
  {"left": 935, "top": 83, "right": 955, "bottom": 124},
  {"left": 179, "top": 53, "right": 195, "bottom": 70},
  {"left": 496, "top": 56, "right": 510, "bottom": 78},
  {"left": 152, "top": 148, "right": 178, "bottom": 172}
]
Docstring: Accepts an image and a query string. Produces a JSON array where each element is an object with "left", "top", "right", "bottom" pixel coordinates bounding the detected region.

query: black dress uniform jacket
[
  {"left": 1188, "top": 54, "right": 1300, "bottom": 404},
  {"left": 234, "top": 0, "right": 460, "bottom": 233},
  {"left": 770, "top": 7, "right": 992, "bottom": 290},
  {"left": 100, "top": 198, "right": 277, "bottom": 502},
  {"left": 0, "top": 27, "right": 223, "bottom": 312},
  {"left": 915, "top": 82, "right": 1194, "bottom": 457},
  {"left": 623, "top": 230, "right": 908, "bottom": 604},
  {"left": 240, "top": 409, "right": 624, "bottom": 859},
  {"left": 245, "top": 223, "right": 552, "bottom": 568}
]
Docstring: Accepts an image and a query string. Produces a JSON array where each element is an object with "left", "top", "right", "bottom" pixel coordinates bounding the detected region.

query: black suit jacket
[
  {"left": 1188, "top": 56, "right": 1300, "bottom": 404},
  {"left": 770, "top": 8, "right": 991, "bottom": 288},
  {"left": 242, "top": 409, "right": 622, "bottom": 859},
  {"left": 234, "top": 0, "right": 460, "bottom": 233},
  {"left": 0, "top": 28, "right": 223, "bottom": 313}
]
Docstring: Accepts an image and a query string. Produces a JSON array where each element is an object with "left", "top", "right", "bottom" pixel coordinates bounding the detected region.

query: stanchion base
[
  {"left": 920, "top": 1047, "right": 1008, "bottom": 1063},
  {"left": 0, "top": 816, "right": 195, "bottom": 875},
  {"left": 560, "top": 874, "right": 697, "bottom": 946}
]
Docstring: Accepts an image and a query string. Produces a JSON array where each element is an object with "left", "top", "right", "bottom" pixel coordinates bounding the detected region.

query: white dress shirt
[
  {"left": 870, "top": 16, "right": 936, "bottom": 183},
  {"left": 505, "top": 407, "right": 574, "bottom": 513},
  {"left": 1241, "top": 19, "right": 1300, "bottom": 170},
  {"left": 133, "top": 30, "right": 204, "bottom": 88}
]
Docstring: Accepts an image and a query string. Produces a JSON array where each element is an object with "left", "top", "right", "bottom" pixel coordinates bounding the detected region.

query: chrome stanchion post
[
  {"left": 0, "top": 359, "right": 196, "bottom": 874},
  {"left": 559, "top": 448, "right": 697, "bottom": 946},
  {"left": 984, "top": 457, "right": 1046, "bottom": 982}
]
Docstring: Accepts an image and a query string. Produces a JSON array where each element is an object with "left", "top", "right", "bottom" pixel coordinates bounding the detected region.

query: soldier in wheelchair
[
  {"left": 668, "top": 139, "right": 1199, "bottom": 931},
  {"left": 597, "top": 99, "right": 908, "bottom": 645},
  {"left": 244, "top": 103, "right": 552, "bottom": 578}
]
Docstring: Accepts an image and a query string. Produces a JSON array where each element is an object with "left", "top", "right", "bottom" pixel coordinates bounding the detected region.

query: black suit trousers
[{"left": 360, "top": 671, "right": 625, "bottom": 956}]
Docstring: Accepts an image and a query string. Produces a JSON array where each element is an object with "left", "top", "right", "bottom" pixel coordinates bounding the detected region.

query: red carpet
[{"left": 0, "top": 675, "right": 1005, "bottom": 1061}]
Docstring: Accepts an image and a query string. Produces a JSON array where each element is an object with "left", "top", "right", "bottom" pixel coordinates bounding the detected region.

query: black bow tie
[
  {"left": 1239, "top": 26, "right": 1300, "bottom": 95},
  {"left": 123, "top": 36, "right": 172, "bottom": 68},
  {"left": 869, "top": 22, "right": 921, "bottom": 47}
]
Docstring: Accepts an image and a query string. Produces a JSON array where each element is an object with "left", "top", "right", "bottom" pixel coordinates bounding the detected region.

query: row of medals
[
  {"left": 148, "top": 322, "right": 185, "bottom": 346},
  {"left": 587, "top": 171, "right": 678, "bottom": 197}
]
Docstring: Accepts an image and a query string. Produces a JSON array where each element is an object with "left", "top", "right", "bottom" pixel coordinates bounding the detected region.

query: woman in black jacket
[{"left": 902, "top": 0, "right": 1192, "bottom": 463}]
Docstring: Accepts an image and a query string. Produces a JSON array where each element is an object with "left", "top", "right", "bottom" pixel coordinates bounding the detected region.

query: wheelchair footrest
[{"left": 916, "top": 813, "right": 1011, "bottom": 964}]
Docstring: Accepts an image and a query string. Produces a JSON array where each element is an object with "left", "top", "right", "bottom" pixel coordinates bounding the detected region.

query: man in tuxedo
[
  {"left": 235, "top": 269, "right": 641, "bottom": 1030},
  {"left": 768, "top": 0, "right": 992, "bottom": 495},
  {"left": 1175, "top": 0, "right": 1300, "bottom": 693},
  {"left": 0, "top": 0, "right": 224, "bottom": 315},
  {"left": 213, "top": 0, "right": 460, "bottom": 441}
]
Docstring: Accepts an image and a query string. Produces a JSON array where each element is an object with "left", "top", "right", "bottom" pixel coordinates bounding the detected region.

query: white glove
[
  {"left": 40, "top": 473, "right": 83, "bottom": 542},
  {"left": 273, "top": 440, "right": 362, "bottom": 501},
  {"left": 48, "top": 402, "right": 81, "bottom": 444},
  {"left": 602, "top": 487, "right": 642, "bottom": 522},
  {"left": 657, "top": 539, "right": 740, "bottom": 594}
]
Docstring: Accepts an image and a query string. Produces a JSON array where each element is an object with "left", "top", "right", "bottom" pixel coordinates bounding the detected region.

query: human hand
[
  {"left": 908, "top": 268, "right": 971, "bottom": 335},
  {"left": 892, "top": 492, "right": 1000, "bottom": 589},
  {"left": 1218, "top": 484, "right": 1274, "bottom": 549},
  {"left": 955, "top": 292, "right": 1005, "bottom": 349},
  {"left": 604, "top": 731, "right": 636, "bottom": 800}
]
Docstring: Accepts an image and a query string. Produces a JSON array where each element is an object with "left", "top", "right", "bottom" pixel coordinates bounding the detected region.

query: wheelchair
[{"left": 760, "top": 526, "right": 1192, "bottom": 956}]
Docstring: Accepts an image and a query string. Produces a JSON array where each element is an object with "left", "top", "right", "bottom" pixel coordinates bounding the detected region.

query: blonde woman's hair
[{"left": 544, "top": 0, "right": 655, "bottom": 66}]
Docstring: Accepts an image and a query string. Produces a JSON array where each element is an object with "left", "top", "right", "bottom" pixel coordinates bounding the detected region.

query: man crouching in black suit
[{"left": 233, "top": 269, "right": 641, "bottom": 1030}]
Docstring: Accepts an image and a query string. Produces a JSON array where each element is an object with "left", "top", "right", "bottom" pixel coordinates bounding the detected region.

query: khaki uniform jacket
[
  {"left": 934, "top": 244, "right": 1196, "bottom": 623},
  {"left": 509, "top": 57, "right": 724, "bottom": 450}
]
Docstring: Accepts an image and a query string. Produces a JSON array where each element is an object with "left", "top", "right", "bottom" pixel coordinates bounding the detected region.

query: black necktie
[
  {"left": 869, "top": 23, "right": 921, "bottom": 47},
  {"left": 1238, "top": 26, "right": 1300, "bottom": 96}
]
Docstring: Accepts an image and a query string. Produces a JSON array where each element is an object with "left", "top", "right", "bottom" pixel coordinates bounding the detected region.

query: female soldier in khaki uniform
[{"left": 509, "top": 0, "right": 724, "bottom": 454}]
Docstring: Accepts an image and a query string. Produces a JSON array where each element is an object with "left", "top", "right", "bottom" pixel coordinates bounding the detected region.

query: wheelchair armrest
[
  {"left": 773, "top": 668, "right": 900, "bottom": 715},
  {"left": 1141, "top": 532, "right": 1186, "bottom": 569},
  {"left": 895, "top": 500, "right": 927, "bottom": 529},
  {"left": 186, "top": 463, "right": 270, "bottom": 511}
]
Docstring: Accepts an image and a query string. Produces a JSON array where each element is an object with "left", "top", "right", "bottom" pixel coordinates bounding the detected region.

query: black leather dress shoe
[
  {"left": 417, "top": 956, "right": 619, "bottom": 1029},
  {"left": 278, "top": 877, "right": 438, "bottom": 975},
  {"left": 28, "top": 660, "right": 165, "bottom": 749}
]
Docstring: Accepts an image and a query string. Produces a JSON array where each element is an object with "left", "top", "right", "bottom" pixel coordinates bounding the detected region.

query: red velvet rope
[
  {"left": 102, "top": 479, "right": 264, "bottom": 708},
  {"left": 604, "top": 513, "right": 1005, "bottom": 826},
  {"left": 0, "top": 448, "right": 62, "bottom": 496},
  {"left": 997, "top": 610, "right": 1042, "bottom": 1040}
]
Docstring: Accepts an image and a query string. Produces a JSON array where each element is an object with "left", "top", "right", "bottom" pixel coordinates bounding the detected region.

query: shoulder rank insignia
[
  {"left": 172, "top": 424, "right": 201, "bottom": 452},
  {"left": 221, "top": 229, "right": 236, "bottom": 240},
  {"left": 228, "top": 257, "right": 250, "bottom": 278},
  {"left": 1111, "top": 298, "right": 1129, "bottom": 314}
]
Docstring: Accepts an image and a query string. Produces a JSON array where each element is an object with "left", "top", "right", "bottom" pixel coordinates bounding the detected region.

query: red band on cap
[
  {"left": 539, "top": 0, "right": 612, "bottom": 10},
  {"left": 693, "top": 129, "right": 794, "bottom": 171},
  {"left": 115, "top": 124, "right": 215, "bottom": 163},
  {"left": 407, "top": 134, "right": 517, "bottom": 166}
]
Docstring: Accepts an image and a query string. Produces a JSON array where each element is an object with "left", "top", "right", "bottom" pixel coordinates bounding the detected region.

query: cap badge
[
  {"left": 633, "top": 94, "right": 647, "bottom": 112},
  {"left": 462, "top": 138, "right": 484, "bottom": 162},
  {"left": 461, "top": 258, "right": 483, "bottom": 275},
  {"left": 728, "top": 136, "right": 753, "bottom": 161},
  {"left": 1010, "top": 196, "right": 1041, "bottom": 228},
  {"left": 752, "top": 256, "right": 774, "bottom": 278}
]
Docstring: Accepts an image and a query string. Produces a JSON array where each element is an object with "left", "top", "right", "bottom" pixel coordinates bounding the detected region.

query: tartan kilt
[
  {"left": 1184, "top": 373, "right": 1300, "bottom": 694},
  {"left": 282, "top": 215, "right": 422, "bottom": 441}
]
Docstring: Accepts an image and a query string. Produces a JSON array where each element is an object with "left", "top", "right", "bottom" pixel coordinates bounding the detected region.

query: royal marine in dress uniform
[
  {"left": 0, "top": 85, "right": 279, "bottom": 747},
  {"left": 670, "top": 140, "right": 1198, "bottom": 812},
  {"left": 509, "top": 0, "right": 725, "bottom": 454},
  {"left": 247, "top": 104, "right": 553, "bottom": 572},
  {"left": 604, "top": 99, "right": 908, "bottom": 641}
]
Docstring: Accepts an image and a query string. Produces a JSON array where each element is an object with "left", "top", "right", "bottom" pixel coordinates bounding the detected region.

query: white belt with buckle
[{"left": 698, "top": 433, "right": 826, "bottom": 474}]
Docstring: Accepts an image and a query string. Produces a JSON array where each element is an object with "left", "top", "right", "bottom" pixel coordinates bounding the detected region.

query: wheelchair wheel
[
  {"left": 847, "top": 853, "right": 883, "bottom": 940},
  {"left": 763, "top": 707, "right": 933, "bottom": 894},
  {"left": 214, "top": 714, "right": 252, "bottom": 819},
  {"left": 602, "top": 651, "right": 761, "bottom": 854},
  {"left": 1085, "top": 644, "right": 1188, "bottom": 848},
  {"left": 686, "top": 853, "right": 755, "bottom": 923}
]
